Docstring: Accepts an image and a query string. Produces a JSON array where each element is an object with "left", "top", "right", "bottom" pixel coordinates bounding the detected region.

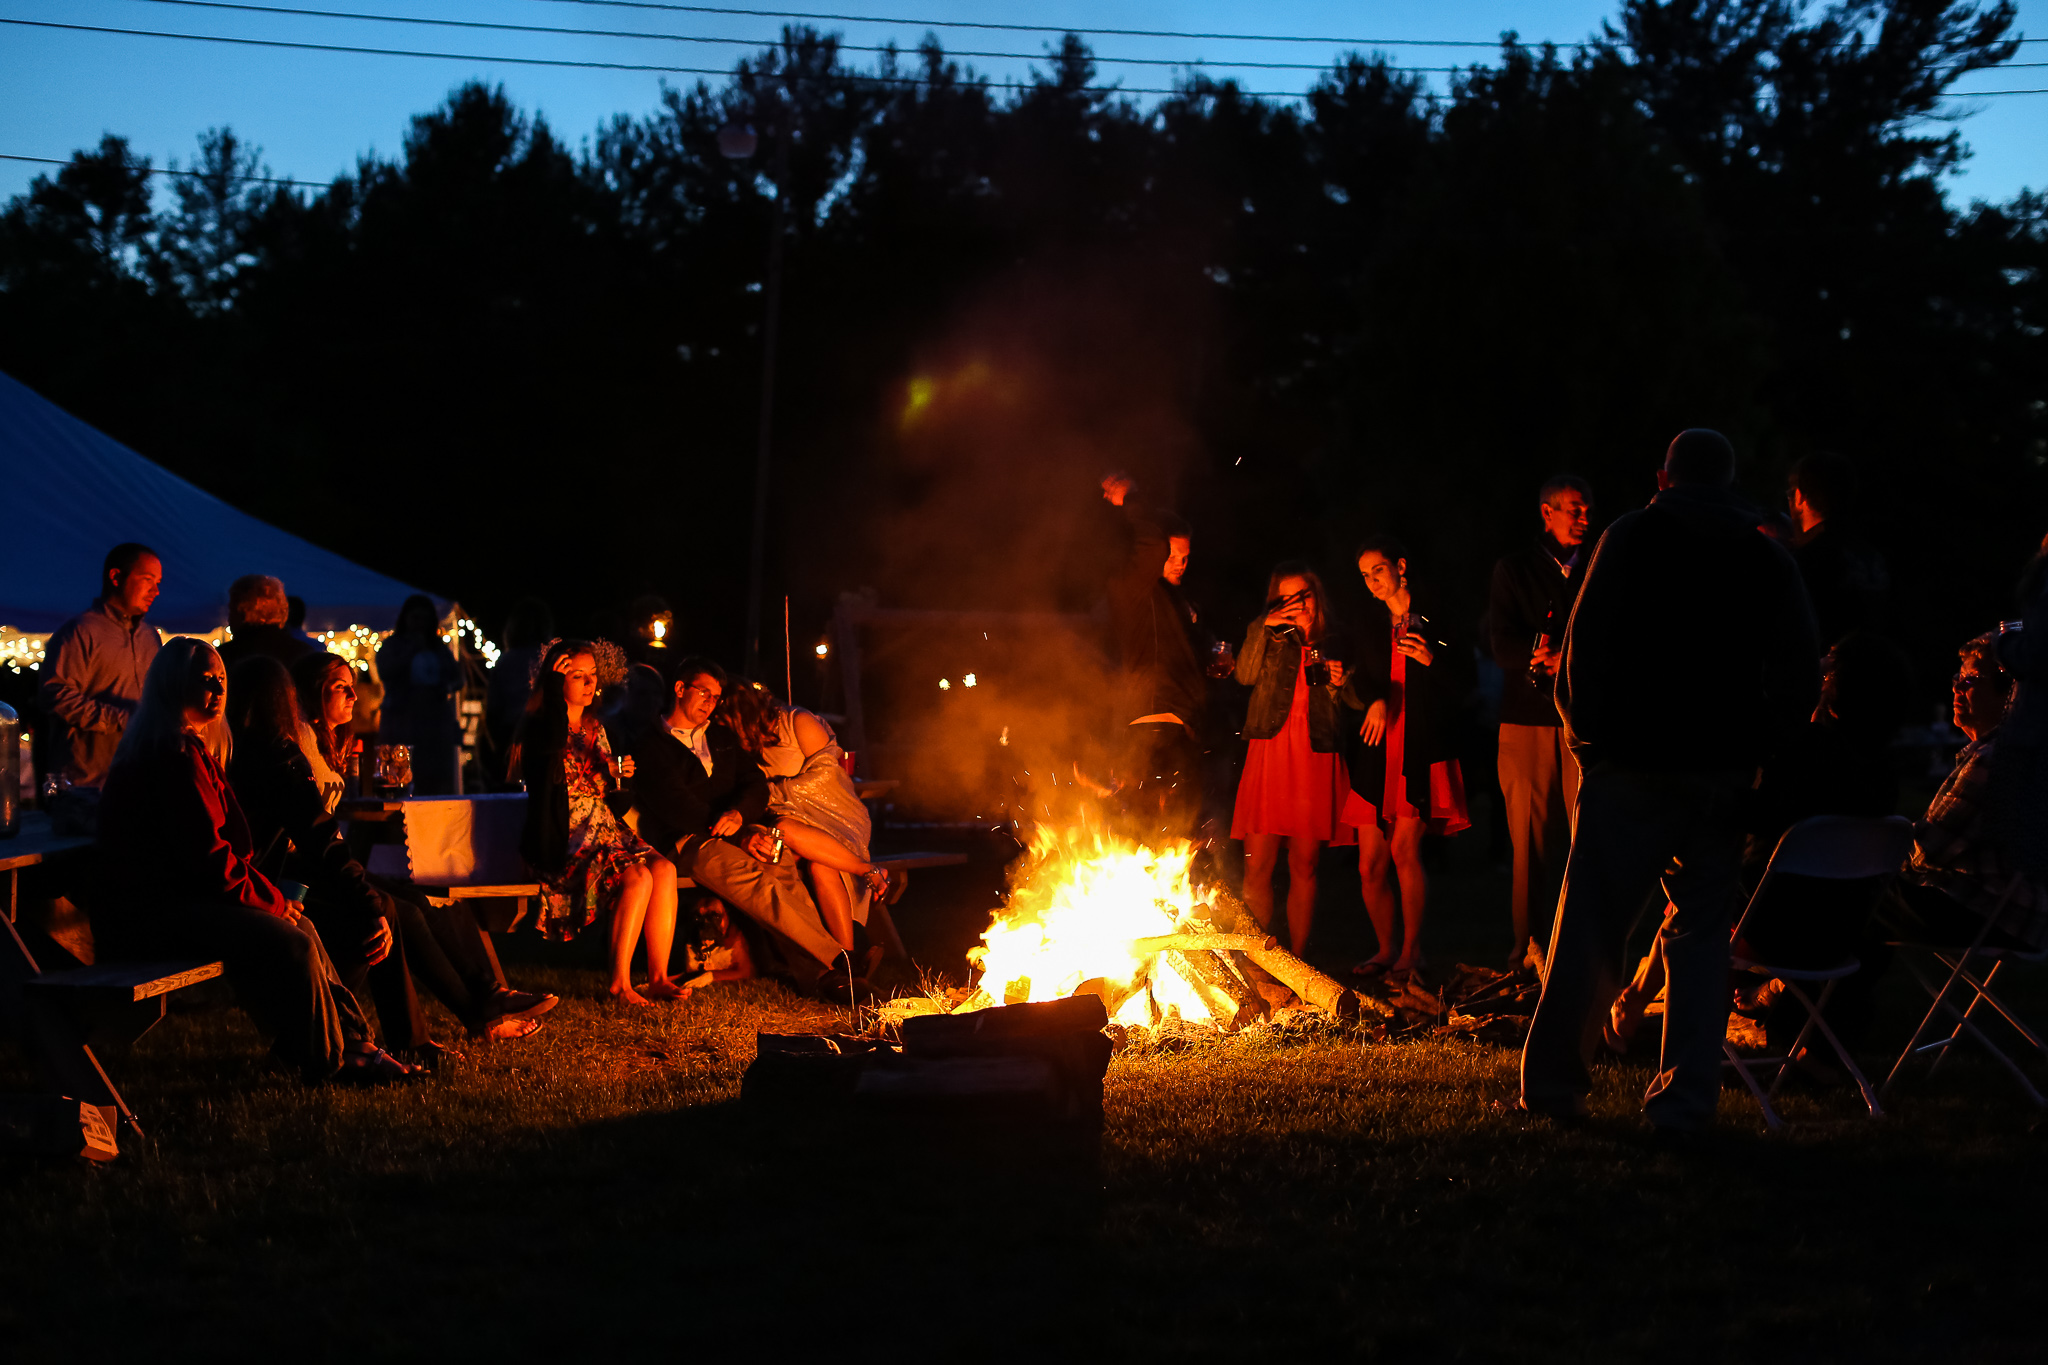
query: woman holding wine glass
[
  {"left": 1346, "top": 536, "right": 1470, "bottom": 983},
  {"left": 1230, "top": 561, "right": 1365, "bottom": 956}
]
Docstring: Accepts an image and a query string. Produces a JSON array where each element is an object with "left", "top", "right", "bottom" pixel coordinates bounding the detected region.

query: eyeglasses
[
  {"left": 685, "top": 683, "right": 723, "bottom": 701},
  {"left": 1953, "top": 671, "right": 2004, "bottom": 691}
]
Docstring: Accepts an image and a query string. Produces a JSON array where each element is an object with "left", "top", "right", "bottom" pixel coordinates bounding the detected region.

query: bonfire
[{"left": 948, "top": 819, "right": 1383, "bottom": 1033}]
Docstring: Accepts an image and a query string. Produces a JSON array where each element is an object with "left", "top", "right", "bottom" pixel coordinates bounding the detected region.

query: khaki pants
[
  {"left": 684, "top": 836, "right": 842, "bottom": 978},
  {"left": 1498, "top": 723, "right": 1580, "bottom": 951}
]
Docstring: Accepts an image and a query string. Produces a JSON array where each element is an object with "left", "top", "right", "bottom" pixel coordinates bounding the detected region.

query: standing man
[
  {"left": 39, "top": 543, "right": 164, "bottom": 829},
  {"left": 1488, "top": 474, "right": 1594, "bottom": 970},
  {"left": 1521, "top": 430, "right": 1817, "bottom": 1136},
  {"left": 1785, "top": 451, "right": 1889, "bottom": 650},
  {"left": 623, "top": 657, "right": 849, "bottom": 994},
  {"left": 1100, "top": 472, "right": 1220, "bottom": 841}
]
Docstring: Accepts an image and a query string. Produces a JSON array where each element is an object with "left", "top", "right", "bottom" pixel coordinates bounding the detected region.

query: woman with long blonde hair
[{"left": 96, "top": 637, "right": 416, "bottom": 1082}]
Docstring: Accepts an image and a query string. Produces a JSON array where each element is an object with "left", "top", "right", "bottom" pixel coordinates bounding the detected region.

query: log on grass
[{"left": 1245, "top": 946, "right": 1384, "bottom": 1021}]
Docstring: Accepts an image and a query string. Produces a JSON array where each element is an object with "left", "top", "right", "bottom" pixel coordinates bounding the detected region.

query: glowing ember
[{"left": 968, "top": 821, "right": 1215, "bottom": 1026}]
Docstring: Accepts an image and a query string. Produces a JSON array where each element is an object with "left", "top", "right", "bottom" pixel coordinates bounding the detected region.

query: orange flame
[{"left": 967, "top": 818, "right": 1214, "bottom": 1025}]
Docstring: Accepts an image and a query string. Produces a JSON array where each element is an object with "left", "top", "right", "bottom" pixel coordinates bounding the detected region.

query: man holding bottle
[{"left": 1487, "top": 475, "right": 1594, "bottom": 970}]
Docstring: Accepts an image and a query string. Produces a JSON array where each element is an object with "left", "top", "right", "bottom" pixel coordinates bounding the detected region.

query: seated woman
[
  {"left": 96, "top": 638, "right": 416, "bottom": 1083},
  {"left": 227, "top": 656, "right": 554, "bottom": 1060},
  {"left": 292, "top": 651, "right": 556, "bottom": 1041},
  {"left": 1891, "top": 633, "right": 2043, "bottom": 947},
  {"left": 514, "top": 639, "right": 690, "bottom": 1004},
  {"left": 726, "top": 681, "right": 891, "bottom": 971}
]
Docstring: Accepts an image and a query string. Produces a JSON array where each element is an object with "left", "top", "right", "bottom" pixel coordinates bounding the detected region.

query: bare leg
[
  {"left": 1357, "top": 824, "right": 1399, "bottom": 968},
  {"left": 640, "top": 858, "right": 691, "bottom": 999},
  {"left": 1608, "top": 903, "right": 1675, "bottom": 1045},
  {"left": 1284, "top": 837, "right": 1322, "bottom": 958},
  {"left": 608, "top": 862, "right": 654, "bottom": 1005},
  {"left": 777, "top": 819, "right": 869, "bottom": 876},
  {"left": 808, "top": 863, "right": 857, "bottom": 953},
  {"left": 1242, "top": 835, "right": 1282, "bottom": 934},
  {"left": 1388, "top": 816, "right": 1429, "bottom": 971}
]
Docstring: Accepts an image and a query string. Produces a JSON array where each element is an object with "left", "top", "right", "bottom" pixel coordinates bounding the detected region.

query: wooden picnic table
[{"left": 1, "top": 811, "right": 95, "bottom": 922}]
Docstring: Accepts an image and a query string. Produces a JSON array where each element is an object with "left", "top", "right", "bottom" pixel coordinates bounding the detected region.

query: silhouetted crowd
[
  {"left": 1104, "top": 428, "right": 2046, "bottom": 1136},
  {"left": 27, "top": 425, "right": 2048, "bottom": 1119}
]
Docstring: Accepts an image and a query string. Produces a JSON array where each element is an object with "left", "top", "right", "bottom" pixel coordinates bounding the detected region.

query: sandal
[
  {"left": 863, "top": 867, "right": 891, "bottom": 900},
  {"left": 1349, "top": 959, "right": 1394, "bottom": 979},
  {"left": 482, "top": 1016, "right": 543, "bottom": 1042}
]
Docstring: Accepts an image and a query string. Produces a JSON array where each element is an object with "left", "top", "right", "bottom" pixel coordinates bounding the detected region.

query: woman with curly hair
[{"left": 513, "top": 639, "right": 690, "bottom": 1004}]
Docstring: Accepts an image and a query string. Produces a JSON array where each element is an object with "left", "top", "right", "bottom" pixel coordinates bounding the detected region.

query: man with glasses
[
  {"left": 1487, "top": 474, "right": 1594, "bottom": 970},
  {"left": 623, "top": 656, "right": 848, "bottom": 993}
]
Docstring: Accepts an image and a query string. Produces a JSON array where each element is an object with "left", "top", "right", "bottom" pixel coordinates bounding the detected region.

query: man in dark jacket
[
  {"left": 1786, "top": 451, "right": 1890, "bottom": 650},
  {"left": 622, "top": 656, "right": 844, "bottom": 984},
  {"left": 217, "top": 575, "right": 321, "bottom": 673},
  {"left": 1101, "top": 473, "right": 1218, "bottom": 840},
  {"left": 1521, "top": 429, "right": 1819, "bottom": 1135},
  {"left": 1488, "top": 474, "right": 1594, "bottom": 967}
]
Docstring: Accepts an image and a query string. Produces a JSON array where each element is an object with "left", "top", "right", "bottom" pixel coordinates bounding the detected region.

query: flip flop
[{"left": 1350, "top": 960, "right": 1393, "bottom": 979}]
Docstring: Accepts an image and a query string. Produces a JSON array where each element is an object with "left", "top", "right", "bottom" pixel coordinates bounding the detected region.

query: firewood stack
[{"left": 948, "top": 894, "right": 1392, "bottom": 1033}]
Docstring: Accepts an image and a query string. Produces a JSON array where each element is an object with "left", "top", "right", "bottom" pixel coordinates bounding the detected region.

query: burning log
[
  {"left": 1160, "top": 949, "right": 1263, "bottom": 1030},
  {"left": 1128, "top": 932, "right": 1279, "bottom": 957},
  {"left": 1244, "top": 945, "right": 1385, "bottom": 1021}
]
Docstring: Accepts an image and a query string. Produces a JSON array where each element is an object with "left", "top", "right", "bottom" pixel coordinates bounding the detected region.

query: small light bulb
[
  {"left": 939, "top": 678, "right": 951, "bottom": 690},
  {"left": 963, "top": 673, "right": 977, "bottom": 688},
  {"left": 815, "top": 642, "right": 829, "bottom": 658}
]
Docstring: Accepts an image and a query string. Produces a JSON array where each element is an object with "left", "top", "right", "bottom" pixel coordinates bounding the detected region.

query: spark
[
  {"left": 963, "top": 673, "right": 977, "bottom": 687},
  {"left": 939, "top": 678, "right": 951, "bottom": 690},
  {"left": 815, "top": 642, "right": 830, "bottom": 657}
]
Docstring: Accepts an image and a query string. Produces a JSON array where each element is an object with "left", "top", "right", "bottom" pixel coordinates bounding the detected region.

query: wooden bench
[{"left": 20, "top": 958, "right": 226, "bottom": 1147}]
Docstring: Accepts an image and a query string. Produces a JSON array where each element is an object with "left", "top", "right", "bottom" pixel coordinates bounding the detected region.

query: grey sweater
[{"left": 39, "top": 599, "right": 162, "bottom": 788}]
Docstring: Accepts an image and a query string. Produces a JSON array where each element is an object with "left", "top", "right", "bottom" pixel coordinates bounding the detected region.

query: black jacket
[
  {"left": 1344, "top": 595, "right": 1471, "bottom": 811},
  {"left": 1236, "top": 619, "right": 1374, "bottom": 753},
  {"left": 228, "top": 733, "right": 383, "bottom": 923},
  {"left": 1793, "top": 524, "right": 1889, "bottom": 649},
  {"left": 620, "top": 721, "right": 768, "bottom": 862},
  {"left": 1106, "top": 504, "right": 1213, "bottom": 739},
  {"left": 1560, "top": 485, "right": 1819, "bottom": 772},
  {"left": 218, "top": 624, "right": 321, "bottom": 675},
  {"left": 1488, "top": 539, "right": 1586, "bottom": 728}
]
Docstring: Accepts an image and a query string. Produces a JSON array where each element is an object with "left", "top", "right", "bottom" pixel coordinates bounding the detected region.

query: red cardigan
[{"left": 99, "top": 736, "right": 292, "bottom": 920}]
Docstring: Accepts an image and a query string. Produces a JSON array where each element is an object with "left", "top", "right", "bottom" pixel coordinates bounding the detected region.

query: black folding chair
[
  {"left": 1723, "top": 815, "right": 1914, "bottom": 1131},
  {"left": 1882, "top": 877, "right": 2048, "bottom": 1108}
]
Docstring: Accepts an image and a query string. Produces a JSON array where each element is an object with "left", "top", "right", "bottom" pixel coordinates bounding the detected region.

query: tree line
[{"left": 2, "top": 0, "right": 2043, "bottom": 707}]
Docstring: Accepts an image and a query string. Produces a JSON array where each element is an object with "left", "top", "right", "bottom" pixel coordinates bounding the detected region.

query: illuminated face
[
  {"left": 677, "top": 672, "right": 723, "bottom": 728},
  {"left": 1952, "top": 656, "right": 2011, "bottom": 738},
  {"left": 1164, "top": 536, "right": 1192, "bottom": 586},
  {"left": 558, "top": 654, "right": 599, "bottom": 711},
  {"left": 1540, "top": 490, "right": 1592, "bottom": 548},
  {"left": 319, "top": 666, "right": 358, "bottom": 729},
  {"left": 1356, "top": 552, "right": 1405, "bottom": 603},
  {"left": 111, "top": 554, "right": 163, "bottom": 617},
  {"left": 185, "top": 651, "right": 227, "bottom": 728}
]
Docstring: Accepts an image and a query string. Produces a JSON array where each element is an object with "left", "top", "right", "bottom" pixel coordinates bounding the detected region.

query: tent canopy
[{"left": 0, "top": 369, "right": 446, "bottom": 635}]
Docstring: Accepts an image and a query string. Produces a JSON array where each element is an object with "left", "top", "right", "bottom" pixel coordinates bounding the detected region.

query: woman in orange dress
[{"left": 1230, "top": 562, "right": 1359, "bottom": 955}]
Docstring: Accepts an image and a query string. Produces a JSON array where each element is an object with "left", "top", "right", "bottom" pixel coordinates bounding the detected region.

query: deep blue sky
[{"left": 3, "top": 0, "right": 2043, "bottom": 206}]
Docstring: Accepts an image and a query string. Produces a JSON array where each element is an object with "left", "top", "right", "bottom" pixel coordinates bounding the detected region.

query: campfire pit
[{"left": 944, "top": 820, "right": 1386, "bottom": 1036}]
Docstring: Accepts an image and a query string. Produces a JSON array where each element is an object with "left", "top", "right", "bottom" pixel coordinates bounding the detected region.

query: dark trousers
[
  {"left": 102, "top": 899, "right": 372, "bottom": 1081},
  {"left": 1122, "top": 722, "right": 1204, "bottom": 844},
  {"left": 308, "top": 883, "right": 502, "bottom": 1045},
  {"left": 1522, "top": 763, "right": 1750, "bottom": 1130}
]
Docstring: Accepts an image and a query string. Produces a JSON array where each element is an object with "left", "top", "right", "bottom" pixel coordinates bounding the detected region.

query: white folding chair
[
  {"left": 1722, "top": 815, "right": 1914, "bottom": 1131},
  {"left": 1882, "top": 877, "right": 2048, "bottom": 1108}
]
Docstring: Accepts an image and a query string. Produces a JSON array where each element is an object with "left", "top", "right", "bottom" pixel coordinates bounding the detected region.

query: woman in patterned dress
[{"left": 514, "top": 640, "right": 689, "bottom": 1005}]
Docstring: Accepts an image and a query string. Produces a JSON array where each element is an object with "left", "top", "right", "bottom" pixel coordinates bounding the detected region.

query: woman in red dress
[
  {"left": 1345, "top": 537, "right": 1471, "bottom": 982},
  {"left": 1231, "top": 562, "right": 1358, "bottom": 955}
]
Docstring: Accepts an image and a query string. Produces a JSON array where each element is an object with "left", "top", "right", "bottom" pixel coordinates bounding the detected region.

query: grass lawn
[{"left": 4, "top": 842, "right": 2045, "bottom": 1360}]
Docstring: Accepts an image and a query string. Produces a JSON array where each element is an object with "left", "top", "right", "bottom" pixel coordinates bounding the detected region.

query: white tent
[{"left": 0, "top": 368, "right": 447, "bottom": 637}]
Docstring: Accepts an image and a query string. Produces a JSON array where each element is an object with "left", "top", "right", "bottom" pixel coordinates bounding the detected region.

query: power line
[
  {"left": 125, "top": 0, "right": 1467, "bottom": 73},
  {"left": 535, "top": 0, "right": 2046, "bottom": 50},
  {"left": 5, "top": 17, "right": 2041, "bottom": 100},
  {"left": 0, "top": 151, "right": 331, "bottom": 188}
]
